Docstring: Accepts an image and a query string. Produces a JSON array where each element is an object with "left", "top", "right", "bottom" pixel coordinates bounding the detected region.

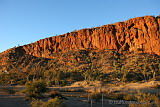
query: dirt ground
[
  {"left": 0, "top": 97, "right": 30, "bottom": 107},
  {"left": 0, "top": 95, "right": 126, "bottom": 107},
  {"left": 0, "top": 81, "right": 160, "bottom": 107}
]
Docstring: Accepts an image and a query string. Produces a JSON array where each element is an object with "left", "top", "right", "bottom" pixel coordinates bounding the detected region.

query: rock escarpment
[
  {"left": 1, "top": 16, "right": 160, "bottom": 59},
  {"left": 21, "top": 16, "right": 160, "bottom": 58},
  {"left": 0, "top": 15, "right": 160, "bottom": 73}
]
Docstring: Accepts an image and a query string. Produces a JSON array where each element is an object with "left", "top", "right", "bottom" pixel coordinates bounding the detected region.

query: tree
[
  {"left": 142, "top": 64, "right": 148, "bottom": 82},
  {"left": 27, "top": 66, "right": 44, "bottom": 81},
  {"left": 82, "top": 63, "right": 103, "bottom": 81},
  {"left": 112, "top": 59, "right": 123, "bottom": 81},
  {"left": 121, "top": 66, "right": 128, "bottom": 82},
  {"left": 149, "top": 64, "right": 156, "bottom": 80}
]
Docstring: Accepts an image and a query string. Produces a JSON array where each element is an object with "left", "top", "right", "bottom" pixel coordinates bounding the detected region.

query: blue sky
[{"left": 0, "top": 0, "right": 160, "bottom": 52}]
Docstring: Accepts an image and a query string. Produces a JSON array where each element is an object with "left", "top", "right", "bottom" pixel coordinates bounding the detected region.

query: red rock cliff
[{"left": 2, "top": 16, "right": 160, "bottom": 58}]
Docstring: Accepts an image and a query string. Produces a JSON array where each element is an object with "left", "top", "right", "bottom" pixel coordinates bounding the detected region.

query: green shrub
[
  {"left": 46, "top": 81, "right": 55, "bottom": 87},
  {"left": 31, "top": 97, "right": 66, "bottom": 107},
  {"left": 25, "top": 80, "right": 48, "bottom": 99},
  {"left": 31, "top": 99, "right": 44, "bottom": 107}
]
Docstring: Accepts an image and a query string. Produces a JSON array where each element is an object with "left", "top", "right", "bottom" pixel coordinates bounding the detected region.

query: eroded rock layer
[{"left": 1, "top": 16, "right": 160, "bottom": 58}]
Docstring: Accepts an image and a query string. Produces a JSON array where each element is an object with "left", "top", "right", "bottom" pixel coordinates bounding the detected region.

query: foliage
[
  {"left": 103, "top": 90, "right": 160, "bottom": 105},
  {"left": 129, "top": 91, "right": 160, "bottom": 107},
  {"left": 31, "top": 97, "right": 66, "bottom": 107},
  {"left": 49, "top": 91, "right": 67, "bottom": 100},
  {"left": 82, "top": 64, "right": 103, "bottom": 81},
  {"left": 31, "top": 99, "right": 44, "bottom": 107},
  {"left": 24, "top": 80, "right": 48, "bottom": 99},
  {"left": 104, "top": 91, "right": 160, "bottom": 107},
  {"left": 0, "top": 49, "right": 160, "bottom": 85}
]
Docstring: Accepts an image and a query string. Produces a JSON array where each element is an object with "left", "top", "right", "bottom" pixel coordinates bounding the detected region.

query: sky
[{"left": 0, "top": 0, "right": 160, "bottom": 52}]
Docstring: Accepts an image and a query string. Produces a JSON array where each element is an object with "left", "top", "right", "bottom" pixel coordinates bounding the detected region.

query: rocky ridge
[
  {"left": 0, "top": 15, "right": 160, "bottom": 82},
  {"left": 1, "top": 16, "right": 160, "bottom": 59}
]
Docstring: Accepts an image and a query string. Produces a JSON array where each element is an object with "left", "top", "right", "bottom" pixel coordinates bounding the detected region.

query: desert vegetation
[
  {"left": 31, "top": 97, "right": 66, "bottom": 107},
  {"left": 0, "top": 49, "right": 160, "bottom": 106},
  {"left": 0, "top": 15, "right": 160, "bottom": 106},
  {"left": 0, "top": 49, "right": 160, "bottom": 86},
  {"left": 24, "top": 80, "right": 48, "bottom": 100}
]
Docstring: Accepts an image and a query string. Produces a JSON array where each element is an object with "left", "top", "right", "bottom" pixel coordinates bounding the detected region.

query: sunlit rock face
[{"left": 1, "top": 16, "right": 160, "bottom": 59}]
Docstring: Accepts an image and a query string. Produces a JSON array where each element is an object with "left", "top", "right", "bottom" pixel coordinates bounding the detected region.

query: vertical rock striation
[{"left": 1, "top": 16, "right": 160, "bottom": 58}]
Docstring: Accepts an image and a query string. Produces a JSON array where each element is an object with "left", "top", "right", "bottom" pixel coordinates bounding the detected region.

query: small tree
[
  {"left": 112, "top": 59, "right": 123, "bottom": 81},
  {"left": 25, "top": 80, "right": 48, "bottom": 99},
  {"left": 82, "top": 63, "right": 102, "bottom": 81},
  {"left": 149, "top": 64, "right": 156, "bottom": 79},
  {"left": 121, "top": 66, "right": 128, "bottom": 82}
]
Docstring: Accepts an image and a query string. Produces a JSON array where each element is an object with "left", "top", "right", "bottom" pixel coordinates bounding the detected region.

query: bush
[
  {"left": 25, "top": 80, "right": 48, "bottom": 99},
  {"left": 129, "top": 91, "right": 160, "bottom": 107},
  {"left": 17, "top": 79, "right": 27, "bottom": 85},
  {"left": 46, "top": 81, "right": 55, "bottom": 87},
  {"left": 31, "top": 99, "right": 44, "bottom": 107},
  {"left": 49, "top": 91, "right": 67, "bottom": 100},
  {"left": 31, "top": 97, "right": 66, "bottom": 107},
  {"left": 123, "top": 94, "right": 134, "bottom": 101}
]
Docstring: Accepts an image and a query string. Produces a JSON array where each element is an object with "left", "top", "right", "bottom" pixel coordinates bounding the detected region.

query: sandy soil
[
  {"left": 65, "top": 97, "right": 126, "bottom": 107},
  {"left": 0, "top": 95, "right": 125, "bottom": 107},
  {"left": 0, "top": 80, "right": 159, "bottom": 107},
  {"left": 85, "top": 80, "right": 160, "bottom": 93}
]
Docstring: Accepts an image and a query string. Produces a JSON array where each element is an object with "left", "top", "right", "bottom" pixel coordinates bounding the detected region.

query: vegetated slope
[{"left": 0, "top": 15, "right": 160, "bottom": 85}]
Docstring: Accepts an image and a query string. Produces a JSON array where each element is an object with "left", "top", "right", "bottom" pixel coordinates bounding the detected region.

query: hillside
[{"left": 0, "top": 15, "right": 160, "bottom": 85}]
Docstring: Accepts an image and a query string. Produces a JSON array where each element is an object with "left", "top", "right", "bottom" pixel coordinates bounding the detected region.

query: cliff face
[
  {"left": 1, "top": 16, "right": 160, "bottom": 59},
  {"left": 19, "top": 16, "right": 159, "bottom": 58},
  {"left": 0, "top": 15, "right": 160, "bottom": 73}
]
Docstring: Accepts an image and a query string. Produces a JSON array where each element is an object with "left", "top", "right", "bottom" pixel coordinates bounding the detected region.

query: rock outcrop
[
  {"left": 0, "top": 15, "right": 160, "bottom": 73},
  {"left": 1, "top": 16, "right": 160, "bottom": 59}
]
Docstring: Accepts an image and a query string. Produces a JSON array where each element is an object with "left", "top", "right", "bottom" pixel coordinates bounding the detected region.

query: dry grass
[
  {"left": 86, "top": 80, "right": 160, "bottom": 93},
  {"left": 31, "top": 97, "right": 66, "bottom": 107},
  {"left": 129, "top": 91, "right": 160, "bottom": 107},
  {"left": 71, "top": 81, "right": 103, "bottom": 87}
]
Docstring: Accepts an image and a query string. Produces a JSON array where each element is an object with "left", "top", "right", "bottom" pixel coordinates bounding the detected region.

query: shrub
[
  {"left": 49, "top": 91, "right": 67, "bottom": 100},
  {"left": 46, "top": 81, "right": 55, "bottom": 87},
  {"left": 31, "top": 97, "right": 66, "bottom": 107},
  {"left": 123, "top": 94, "right": 134, "bottom": 101},
  {"left": 25, "top": 80, "right": 48, "bottom": 99},
  {"left": 31, "top": 99, "right": 44, "bottom": 107},
  {"left": 129, "top": 91, "right": 160, "bottom": 107},
  {"left": 43, "top": 97, "right": 66, "bottom": 107}
]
